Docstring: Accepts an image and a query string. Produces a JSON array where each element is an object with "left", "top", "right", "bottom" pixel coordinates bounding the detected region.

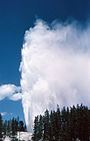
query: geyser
[{"left": 20, "top": 20, "right": 90, "bottom": 131}]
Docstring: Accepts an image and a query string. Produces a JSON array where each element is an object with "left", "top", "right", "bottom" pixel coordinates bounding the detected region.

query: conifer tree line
[
  {"left": 0, "top": 115, "right": 26, "bottom": 139},
  {"left": 32, "top": 104, "right": 90, "bottom": 141}
]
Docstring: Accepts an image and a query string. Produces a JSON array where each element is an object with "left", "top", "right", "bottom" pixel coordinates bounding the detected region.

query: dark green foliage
[
  {"left": 19, "top": 121, "right": 25, "bottom": 131},
  {"left": 11, "top": 118, "right": 16, "bottom": 136},
  {"left": 32, "top": 116, "right": 39, "bottom": 141},
  {"left": 0, "top": 115, "right": 26, "bottom": 140},
  {"left": 43, "top": 109, "right": 50, "bottom": 140},
  {"left": 32, "top": 104, "right": 90, "bottom": 141},
  {"left": 7, "top": 120, "right": 11, "bottom": 135},
  {"left": 3, "top": 120, "right": 7, "bottom": 135},
  {"left": 38, "top": 115, "right": 43, "bottom": 139}
]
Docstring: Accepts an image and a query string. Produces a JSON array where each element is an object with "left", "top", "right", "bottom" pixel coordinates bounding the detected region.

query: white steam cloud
[
  {"left": 20, "top": 20, "right": 90, "bottom": 131},
  {"left": 0, "top": 84, "right": 22, "bottom": 101}
]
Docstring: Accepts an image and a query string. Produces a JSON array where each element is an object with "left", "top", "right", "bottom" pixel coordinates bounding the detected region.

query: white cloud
[
  {"left": 10, "top": 93, "right": 22, "bottom": 101},
  {"left": 1, "top": 112, "right": 7, "bottom": 116},
  {"left": 20, "top": 20, "right": 90, "bottom": 131},
  {"left": 1, "top": 112, "right": 13, "bottom": 116},
  {"left": 0, "top": 84, "right": 21, "bottom": 101}
]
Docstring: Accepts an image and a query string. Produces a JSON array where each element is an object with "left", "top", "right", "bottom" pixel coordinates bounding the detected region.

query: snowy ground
[
  {"left": 17, "top": 131, "right": 32, "bottom": 141},
  {"left": 4, "top": 136, "right": 11, "bottom": 141},
  {"left": 4, "top": 132, "right": 32, "bottom": 141}
]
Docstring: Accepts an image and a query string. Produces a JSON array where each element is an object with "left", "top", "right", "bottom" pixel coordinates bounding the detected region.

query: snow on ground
[
  {"left": 17, "top": 131, "right": 32, "bottom": 141},
  {"left": 4, "top": 136, "right": 11, "bottom": 141},
  {"left": 3, "top": 132, "right": 32, "bottom": 141}
]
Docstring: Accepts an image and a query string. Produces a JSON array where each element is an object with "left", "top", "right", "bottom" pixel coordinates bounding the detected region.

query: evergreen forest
[
  {"left": 32, "top": 104, "right": 90, "bottom": 141},
  {"left": 0, "top": 115, "right": 26, "bottom": 141}
]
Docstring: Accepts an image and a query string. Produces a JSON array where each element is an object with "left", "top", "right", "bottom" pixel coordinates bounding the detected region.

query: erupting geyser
[{"left": 20, "top": 20, "right": 90, "bottom": 131}]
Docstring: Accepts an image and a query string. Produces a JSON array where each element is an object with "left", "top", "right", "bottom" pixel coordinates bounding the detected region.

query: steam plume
[{"left": 20, "top": 20, "right": 90, "bottom": 131}]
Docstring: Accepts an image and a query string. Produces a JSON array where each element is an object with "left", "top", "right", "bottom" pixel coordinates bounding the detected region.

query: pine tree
[
  {"left": 70, "top": 106, "right": 77, "bottom": 141},
  {"left": 7, "top": 120, "right": 11, "bottom": 136},
  {"left": 3, "top": 120, "right": 7, "bottom": 135},
  {"left": 43, "top": 109, "right": 50, "bottom": 140},
  {"left": 19, "top": 121, "right": 24, "bottom": 131},
  {"left": 11, "top": 118, "right": 16, "bottom": 136},
  {"left": 32, "top": 116, "right": 39, "bottom": 141},
  {"left": 65, "top": 107, "right": 71, "bottom": 141},
  {"left": 32, "top": 104, "right": 90, "bottom": 141},
  {"left": 76, "top": 104, "right": 89, "bottom": 141},
  {"left": 49, "top": 111, "right": 54, "bottom": 141},
  {"left": 61, "top": 106, "right": 67, "bottom": 141},
  {"left": 55, "top": 105, "right": 61, "bottom": 141},
  {"left": 38, "top": 115, "right": 43, "bottom": 140}
]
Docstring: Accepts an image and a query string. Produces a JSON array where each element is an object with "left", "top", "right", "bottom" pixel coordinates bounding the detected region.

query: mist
[{"left": 20, "top": 20, "right": 90, "bottom": 131}]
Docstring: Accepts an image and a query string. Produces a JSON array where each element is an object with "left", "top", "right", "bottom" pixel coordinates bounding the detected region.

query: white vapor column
[{"left": 20, "top": 20, "right": 90, "bottom": 131}]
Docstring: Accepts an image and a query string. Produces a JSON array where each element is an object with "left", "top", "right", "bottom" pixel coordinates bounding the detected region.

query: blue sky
[{"left": 0, "top": 0, "right": 90, "bottom": 121}]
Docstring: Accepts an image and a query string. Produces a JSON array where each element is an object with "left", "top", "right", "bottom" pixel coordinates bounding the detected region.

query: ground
[{"left": 4, "top": 132, "right": 32, "bottom": 141}]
